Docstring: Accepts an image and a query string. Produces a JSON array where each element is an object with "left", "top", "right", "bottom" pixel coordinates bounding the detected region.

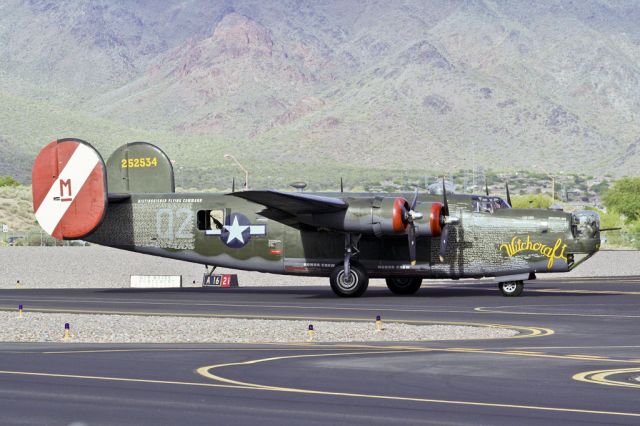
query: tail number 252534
[{"left": 121, "top": 157, "right": 158, "bottom": 169}]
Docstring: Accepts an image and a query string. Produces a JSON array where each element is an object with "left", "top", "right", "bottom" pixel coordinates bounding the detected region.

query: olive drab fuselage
[{"left": 85, "top": 191, "right": 600, "bottom": 280}]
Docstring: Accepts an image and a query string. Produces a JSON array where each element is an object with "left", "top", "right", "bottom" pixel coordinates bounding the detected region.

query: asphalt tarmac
[{"left": 0, "top": 276, "right": 639, "bottom": 425}]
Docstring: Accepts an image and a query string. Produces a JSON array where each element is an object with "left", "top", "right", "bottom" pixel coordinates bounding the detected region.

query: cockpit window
[{"left": 472, "top": 196, "right": 510, "bottom": 213}]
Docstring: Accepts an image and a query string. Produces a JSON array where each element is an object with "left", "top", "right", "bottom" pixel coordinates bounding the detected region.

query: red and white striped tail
[{"left": 32, "top": 138, "right": 107, "bottom": 240}]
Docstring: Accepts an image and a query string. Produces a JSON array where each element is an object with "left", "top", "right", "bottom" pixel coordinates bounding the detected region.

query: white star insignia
[{"left": 224, "top": 215, "right": 249, "bottom": 244}]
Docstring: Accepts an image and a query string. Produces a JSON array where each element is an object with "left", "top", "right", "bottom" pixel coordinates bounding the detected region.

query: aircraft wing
[
  {"left": 230, "top": 190, "right": 348, "bottom": 229},
  {"left": 231, "top": 190, "right": 347, "bottom": 216}
]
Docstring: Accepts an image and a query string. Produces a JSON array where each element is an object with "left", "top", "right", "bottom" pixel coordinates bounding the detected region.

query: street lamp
[
  {"left": 224, "top": 154, "right": 249, "bottom": 190},
  {"left": 532, "top": 164, "right": 555, "bottom": 203}
]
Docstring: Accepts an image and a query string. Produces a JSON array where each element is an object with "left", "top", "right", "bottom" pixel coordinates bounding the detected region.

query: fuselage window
[{"left": 197, "top": 210, "right": 224, "bottom": 230}]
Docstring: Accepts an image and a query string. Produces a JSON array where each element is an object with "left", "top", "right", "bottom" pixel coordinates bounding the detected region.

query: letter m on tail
[{"left": 59, "top": 179, "right": 72, "bottom": 202}]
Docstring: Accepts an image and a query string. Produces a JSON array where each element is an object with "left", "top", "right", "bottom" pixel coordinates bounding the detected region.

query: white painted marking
[
  {"left": 250, "top": 225, "right": 266, "bottom": 235},
  {"left": 35, "top": 144, "right": 100, "bottom": 236},
  {"left": 224, "top": 216, "right": 248, "bottom": 243},
  {"left": 130, "top": 275, "right": 182, "bottom": 288}
]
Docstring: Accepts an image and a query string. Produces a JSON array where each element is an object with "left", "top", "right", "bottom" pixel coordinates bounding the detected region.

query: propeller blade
[
  {"left": 438, "top": 225, "right": 450, "bottom": 262},
  {"left": 408, "top": 224, "right": 417, "bottom": 265},
  {"left": 232, "top": 177, "right": 235, "bottom": 193},
  {"left": 485, "top": 180, "right": 489, "bottom": 196},
  {"left": 506, "top": 182, "right": 512, "bottom": 207},
  {"left": 410, "top": 188, "right": 419, "bottom": 210},
  {"left": 442, "top": 178, "right": 449, "bottom": 217},
  {"left": 340, "top": 177, "right": 344, "bottom": 193},
  {"left": 600, "top": 227, "right": 622, "bottom": 232}
]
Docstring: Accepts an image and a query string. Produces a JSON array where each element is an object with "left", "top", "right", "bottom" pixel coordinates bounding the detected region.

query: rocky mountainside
[{"left": 0, "top": 0, "right": 638, "bottom": 186}]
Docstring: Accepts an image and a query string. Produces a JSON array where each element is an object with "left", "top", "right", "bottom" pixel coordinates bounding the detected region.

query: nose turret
[
  {"left": 566, "top": 210, "right": 601, "bottom": 268},
  {"left": 571, "top": 210, "right": 600, "bottom": 240}
]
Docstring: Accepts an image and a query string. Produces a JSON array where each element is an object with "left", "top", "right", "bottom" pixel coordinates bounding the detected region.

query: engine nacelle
[
  {"left": 414, "top": 201, "right": 444, "bottom": 237},
  {"left": 318, "top": 197, "right": 445, "bottom": 237},
  {"left": 372, "top": 197, "right": 410, "bottom": 235}
]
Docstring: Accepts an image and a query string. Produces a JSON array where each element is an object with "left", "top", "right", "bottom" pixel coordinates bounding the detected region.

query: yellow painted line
[
  {"left": 532, "top": 289, "right": 640, "bottom": 295},
  {"left": 573, "top": 368, "right": 640, "bottom": 389},
  {"left": 566, "top": 355, "right": 608, "bottom": 360},
  {"left": 444, "top": 347, "right": 485, "bottom": 352},
  {"left": 41, "top": 347, "right": 355, "bottom": 355},
  {"left": 0, "top": 370, "right": 246, "bottom": 390},
  {"left": 500, "top": 345, "right": 640, "bottom": 350},
  {"left": 437, "top": 348, "right": 640, "bottom": 364},
  {"left": 474, "top": 306, "right": 640, "bottom": 319},
  {"left": 197, "top": 351, "right": 640, "bottom": 418}
]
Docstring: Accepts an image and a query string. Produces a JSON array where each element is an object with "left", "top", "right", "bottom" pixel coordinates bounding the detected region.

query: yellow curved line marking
[
  {"left": 573, "top": 368, "right": 640, "bottom": 389},
  {"left": 197, "top": 351, "right": 640, "bottom": 418}
]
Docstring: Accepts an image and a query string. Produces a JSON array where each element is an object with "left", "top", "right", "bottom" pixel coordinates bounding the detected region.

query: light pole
[
  {"left": 533, "top": 164, "right": 555, "bottom": 203},
  {"left": 224, "top": 154, "right": 249, "bottom": 190}
]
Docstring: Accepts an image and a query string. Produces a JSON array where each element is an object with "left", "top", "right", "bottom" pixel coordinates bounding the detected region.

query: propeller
[
  {"left": 400, "top": 188, "right": 423, "bottom": 265},
  {"left": 485, "top": 180, "right": 489, "bottom": 196},
  {"left": 505, "top": 182, "right": 512, "bottom": 207},
  {"left": 438, "top": 178, "right": 459, "bottom": 262}
]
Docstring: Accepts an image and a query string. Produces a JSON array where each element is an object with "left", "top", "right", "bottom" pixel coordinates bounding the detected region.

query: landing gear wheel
[
  {"left": 385, "top": 277, "right": 422, "bottom": 295},
  {"left": 499, "top": 280, "right": 524, "bottom": 297},
  {"left": 330, "top": 262, "right": 369, "bottom": 297}
]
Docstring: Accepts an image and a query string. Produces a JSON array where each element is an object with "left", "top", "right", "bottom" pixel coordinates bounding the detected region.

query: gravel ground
[
  {"left": 0, "top": 312, "right": 517, "bottom": 343},
  {"left": 1, "top": 247, "right": 638, "bottom": 289}
]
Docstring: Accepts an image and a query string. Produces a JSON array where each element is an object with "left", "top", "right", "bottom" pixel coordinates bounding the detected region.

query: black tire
[
  {"left": 385, "top": 277, "right": 422, "bottom": 295},
  {"left": 499, "top": 280, "right": 524, "bottom": 297},
  {"left": 330, "top": 262, "right": 369, "bottom": 297}
]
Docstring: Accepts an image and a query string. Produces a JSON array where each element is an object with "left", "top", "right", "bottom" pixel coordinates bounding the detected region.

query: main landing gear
[
  {"left": 385, "top": 278, "right": 423, "bottom": 295},
  {"left": 330, "top": 233, "right": 369, "bottom": 297},
  {"left": 499, "top": 280, "right": 524, "bottom": 297}
]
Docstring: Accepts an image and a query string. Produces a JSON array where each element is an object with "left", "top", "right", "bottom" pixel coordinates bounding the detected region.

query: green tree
[
  {"left": 511, "top": 194, "right": 554, "bottom": 209},
  {"left": 603, "top": 177, "right": 640, "bottom": 222}
]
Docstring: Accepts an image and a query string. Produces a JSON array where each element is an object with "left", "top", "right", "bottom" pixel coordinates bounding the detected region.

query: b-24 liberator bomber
[{"left": 32, "top": 139, "right": 602, "bottom": 297}]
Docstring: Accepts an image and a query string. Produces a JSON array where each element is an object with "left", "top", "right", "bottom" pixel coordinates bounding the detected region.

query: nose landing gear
[{"left": 499, "top": 280, "right": 524, "bottom": 297}]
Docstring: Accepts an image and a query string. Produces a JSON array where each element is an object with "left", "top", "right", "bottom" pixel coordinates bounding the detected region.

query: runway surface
[{"left": 0, "top": 276, "right": 639, "bottom": 425}]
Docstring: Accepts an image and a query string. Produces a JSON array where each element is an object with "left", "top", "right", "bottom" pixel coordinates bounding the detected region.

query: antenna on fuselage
[
  {"left": 485, "top": 179, "right": 489, "bottom": 196},
  {"left": 232, "top": 177, "right": 235, "bottom": 193},
  {"left": 340, "top": 177, "right": 344, "bottom": 193},
  {"left": 506, "top": 182, "right": 512, "bottom": 207}
]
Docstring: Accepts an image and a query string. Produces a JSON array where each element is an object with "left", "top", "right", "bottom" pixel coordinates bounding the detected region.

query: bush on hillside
[{"left": 0, "top": 176, "right": 20, "bottom": 187}]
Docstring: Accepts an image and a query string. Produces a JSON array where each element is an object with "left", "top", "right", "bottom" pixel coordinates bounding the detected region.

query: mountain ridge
[{"left": 0, "top": 0, "right": 638, "bottom": 185}]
